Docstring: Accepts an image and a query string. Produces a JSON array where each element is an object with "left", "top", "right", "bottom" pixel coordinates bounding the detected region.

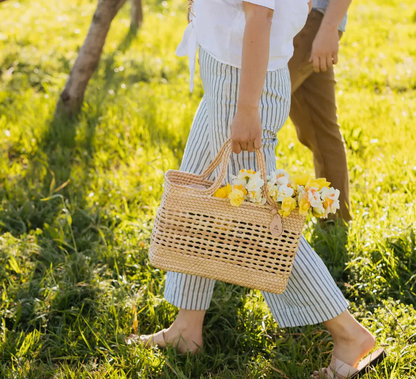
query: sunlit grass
[{"left": 0, "top": 0, "right": 415, "bottom": 377}]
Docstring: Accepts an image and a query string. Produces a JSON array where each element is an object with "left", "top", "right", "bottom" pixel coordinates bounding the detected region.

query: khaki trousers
[{"left": 289, "top": 11, "right": 352, "bottom": 222}]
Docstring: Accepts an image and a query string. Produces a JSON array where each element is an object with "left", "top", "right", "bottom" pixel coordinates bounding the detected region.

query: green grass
[{"left": 0, "top": 0, "right": 415, "bottom": 377}]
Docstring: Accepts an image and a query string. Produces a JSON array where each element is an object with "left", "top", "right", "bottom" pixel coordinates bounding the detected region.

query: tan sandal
[
  {"left": 125, "top": 329, "right": 168, "bottom": 349},
  {"left": 313, "top": 348, "right": 387, "bottom": 378}
]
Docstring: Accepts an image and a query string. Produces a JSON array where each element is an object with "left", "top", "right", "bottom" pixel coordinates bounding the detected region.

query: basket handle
[{"left": 192, "top": 139, "right": 275, "bottom": 207}]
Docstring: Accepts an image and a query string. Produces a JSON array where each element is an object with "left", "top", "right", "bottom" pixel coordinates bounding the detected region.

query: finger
[
  {"left": 326, "top": 55, "right": 333, "bottom": 70},
  {"left": 312, "top": 55, "right": 320, "bottom": 73},
  {"left": 320, "top": 56, "right": 327, "bottom": 72},
  {"left": 254, "top": 136, "right": 262, "bottom": 150},
  {"left": 240, "top": 141, "right": 248, "bottom": 151},
  {"left": 333, "top": 52, "right": 338, "bottom": 65},
  {"left": 247, "top": 140, "right": 255, "bottom": 153},
  {"left": 232, "top": 140, "right": 242, "bottom": 154}
]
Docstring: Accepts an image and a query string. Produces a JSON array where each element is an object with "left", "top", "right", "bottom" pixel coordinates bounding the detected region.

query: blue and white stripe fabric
[{"left": 164, "top": 48, "right": 348, "bottom": 327}]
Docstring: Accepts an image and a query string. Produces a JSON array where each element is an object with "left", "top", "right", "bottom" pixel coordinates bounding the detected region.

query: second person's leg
[{"left": 289, "top": 11, "right": 351, "bottom": 222}]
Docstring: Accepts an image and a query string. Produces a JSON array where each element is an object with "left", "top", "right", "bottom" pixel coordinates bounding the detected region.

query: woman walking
[{"left": 128, "top": 1, "right": 385, "bottom": 377}]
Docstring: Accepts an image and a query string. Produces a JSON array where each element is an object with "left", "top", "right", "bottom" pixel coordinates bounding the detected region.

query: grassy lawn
[{"left": 0, "top": 0, "right": 415, "bottom": 377}]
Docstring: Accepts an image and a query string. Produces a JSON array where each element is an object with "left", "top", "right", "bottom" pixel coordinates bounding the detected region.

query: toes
[
  {"left": 125, "top": 334, "right": 141, "bottom": 345},
  {"left": 124, "top": 333, "right": 160, "bottom": 348},
  {"left": 139, "top": 335, "right": 151, "bottom": 346},
  {"left": 311, "top": 369, "right": 325, "bottom": 379}
]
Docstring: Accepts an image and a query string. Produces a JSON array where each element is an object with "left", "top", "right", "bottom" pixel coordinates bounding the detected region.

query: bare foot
[
  {"left": 126, "top": 325, "right": 203, "bottom": 354},
  {"left": 126, "top": 309, "right": 205, "bottom": 354},
  {"left": 164, "top": 323, "right": 203, "bottom": 354}
]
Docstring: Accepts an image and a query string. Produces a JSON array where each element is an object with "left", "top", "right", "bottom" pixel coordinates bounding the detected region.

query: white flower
[
  {"left": 321, "top": 187, "right": 340, "bottom": 215},
  {"left": 232, "top": 169, "right": 262, "bottom": 188},
  {"left": 247, "top": 190, "right": 266, "bottom": 204},
  {"left": 297, "top": 186, "right": 306, "bottom": 203},
  {"left": 245, "top": 171, "right": 264, "bottom": 190},
  {"left": 234, "top": 169, "right": 256, "bottom": 182},
  {"left": 276, "top": 184, "right": 294, "bottom": 202},
  {"left": 268, "top": 184, "right": 279, "bottom": 202},
  {"left": 296, "top": 185, "right": 305, "bottom": 196},
  {"left": 232, "top": 178, "right": 247, "bottom": 187},
  {"left": 306, "top": 188, "right": 322, "bottom": 208},
  {"left": 267, "top": 169, "right": 289, "bottom": 186}
]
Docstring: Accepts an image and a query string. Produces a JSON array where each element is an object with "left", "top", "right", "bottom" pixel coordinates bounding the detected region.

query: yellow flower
[
  {"left": 213, "top": 183, "right": 232, "bottom": 198},
  {"left": 306, "top": 177, "right": 331, "bottom": 190},
  {"left": 291, "top": 173, "right": 330, "bottom": 191},
  {"left": 312, "top": 207, "right": 325, "bottom": 218},
  {"left": 278, "top": 196, "right": 296, "bottom": 217},
  {"left": 228, "top": 188, "right": 245, "bottom": 207},
  {"left": 290, "top": 172, "right": 312, "bottom": 187},
  {"left": 279, "top": 210, "right": 291, "bottom": 218},
  {"left": 233, "top": 184, "right": 248, "bottom": 195},
  {"left": 299, "top": 197, "right": 311, "bottom": 215}
]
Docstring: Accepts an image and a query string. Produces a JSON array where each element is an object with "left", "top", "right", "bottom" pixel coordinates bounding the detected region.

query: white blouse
[{"left": 176, "top": 0, "right": 310, "bottom": 91}]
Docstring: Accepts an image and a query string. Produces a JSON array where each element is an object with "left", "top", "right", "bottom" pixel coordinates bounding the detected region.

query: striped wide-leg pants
[{"left": 164, "top": 48, "right": 348, "bottom": 327}]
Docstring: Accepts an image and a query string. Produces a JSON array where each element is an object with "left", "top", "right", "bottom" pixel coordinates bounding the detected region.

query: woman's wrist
[
  {"left": 320, "top": 19, "right": 339, "bottom": 32},
  {"left": 237, "top": 103, "right": 259, "bottom": 113}
]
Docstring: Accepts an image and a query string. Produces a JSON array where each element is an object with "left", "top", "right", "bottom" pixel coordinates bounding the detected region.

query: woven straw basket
[{"left": 149, "top": 139, "right": 306, "bottom": 294}]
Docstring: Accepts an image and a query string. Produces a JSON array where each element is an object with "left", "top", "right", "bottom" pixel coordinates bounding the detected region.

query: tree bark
[
  {"left": 130, "top": 0, "right": 143, "bottom": 30},
  {"left": 57, "top": 0, "right": 127, "bottom": 116}
]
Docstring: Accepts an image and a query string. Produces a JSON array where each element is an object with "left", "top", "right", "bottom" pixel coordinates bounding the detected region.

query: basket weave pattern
[{"left": 149, "top": 140, "right": 306, "bottom": 294}]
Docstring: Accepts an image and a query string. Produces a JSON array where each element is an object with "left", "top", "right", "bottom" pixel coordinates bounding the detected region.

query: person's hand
[
  {"left": 230, "top": 106, "right": 262, "bottom": 154},
  {"left": 308, "top": 0, "right": 312, "bottom": 13},
  {"left": 309, "top": 23, "right": 340, "bottom": 72}
]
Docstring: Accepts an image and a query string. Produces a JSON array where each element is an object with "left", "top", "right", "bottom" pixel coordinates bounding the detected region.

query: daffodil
[
  {"left": 298, "top": 190, "right": 311, "bottom": 215},
  {"left": 312, "top": 205, "right": 326, "bottom": 218},
  {"left": 321, "top": 187, "right": 340, "bottom": 217},
  {"left": 268, "top": 169, "right": 289, "bottom": 186},
  {"left": 247, "top": 190, "right": 266, "bottom": 204},
  {"left": 213, "top": 183, "right": 232, "bottom": 198},
  {"left": 279, "top": 196, "right": 297, "bottom": 217},
  {"left": 233, "top": 169, "right": 257, "bottom": 186},
  {"left": 228, "top": 188, "right": 245, "bottom": 207},
  {"left": 299, "top": 197, "right": 311, "bottom": 215},
  {"left": 276, "top": 184, "right": 295, "bottom": 202},
  {"left": 306, "top": 188, "right": 322, "bottom": 208},
  {"left": 306, "top": 177, "right": 331, "bottom": 190},
  {"left": 232, "top": 184, "right": 247, "bottom": 195},
  {"left": 290, "top": 172, "right": 312, "bottom": 187},
  {"left": 246, "top": 172, "right": 264, "bottom": 192},
  {"left": 268, "top": 184, "right": 279, "bottom": 202}
]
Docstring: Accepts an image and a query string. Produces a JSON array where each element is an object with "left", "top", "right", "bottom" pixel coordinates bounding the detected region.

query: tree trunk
[
  {"left": 57, "top": 0, "right": 127, "bottom": 117},
  {"left": 130, "top": 0, "right": 143, "bottom": 30}
]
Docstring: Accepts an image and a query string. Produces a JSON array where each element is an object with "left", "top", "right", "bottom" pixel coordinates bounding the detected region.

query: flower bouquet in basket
[{"left": 213, "top": 168, "right": 340, "bottom": 219}]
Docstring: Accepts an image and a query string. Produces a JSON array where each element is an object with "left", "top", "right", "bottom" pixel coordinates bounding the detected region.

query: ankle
[
  {"left": 170, "top": 319, "right": 203, "bottom": 336},
  {"left": 334, "top": 326, "right": 375, "bottom": 347},
  {"left": 170, "top": 309, "right": 205, "bottom": 335}
]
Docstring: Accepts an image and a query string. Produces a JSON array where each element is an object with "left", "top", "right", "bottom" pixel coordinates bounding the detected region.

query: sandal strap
[
  {"left": 328, "top": 355, "right": 359, "bottom": 379},
  {"left": 321, "top": 367, "right": 337, "bottom": 379}
]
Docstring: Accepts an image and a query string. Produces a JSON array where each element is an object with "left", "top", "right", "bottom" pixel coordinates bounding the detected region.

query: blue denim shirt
[{"left": 313, "top": 0, "right": 348, "bottom": 32}]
